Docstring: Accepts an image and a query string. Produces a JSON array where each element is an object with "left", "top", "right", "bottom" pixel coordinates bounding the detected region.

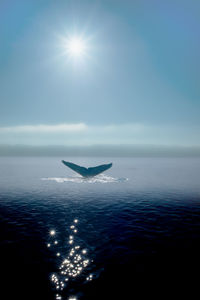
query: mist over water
[{"left": 0, "top": 157, "right": 200, "bottom": 299}]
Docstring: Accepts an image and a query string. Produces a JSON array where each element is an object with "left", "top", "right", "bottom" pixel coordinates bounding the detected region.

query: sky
[{"left": 0, "top": 0, "right": 200, "bottom": 147}]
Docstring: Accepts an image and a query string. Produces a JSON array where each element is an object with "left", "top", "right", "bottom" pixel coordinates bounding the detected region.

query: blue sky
[{"left": 0, "top": 0, "right": 199, "bottom": 146}]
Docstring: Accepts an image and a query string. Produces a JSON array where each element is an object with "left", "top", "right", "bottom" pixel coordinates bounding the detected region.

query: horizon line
[{"left": 0, "top": 144, "right": 200, "bottom": 157}]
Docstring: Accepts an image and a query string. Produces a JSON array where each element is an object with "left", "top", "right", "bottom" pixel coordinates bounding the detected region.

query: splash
[{"left": 42, "top": 174, "right": 128, "bottom": 183}]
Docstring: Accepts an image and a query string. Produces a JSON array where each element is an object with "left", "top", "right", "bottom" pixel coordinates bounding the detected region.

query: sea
[{"left": 0, "top": 157, "right": 200, "bottom": 299}]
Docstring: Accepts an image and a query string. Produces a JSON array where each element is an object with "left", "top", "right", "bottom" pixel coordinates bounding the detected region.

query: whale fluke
[{"left": 62, "top": 160, "right": 112, "bottom": 177}]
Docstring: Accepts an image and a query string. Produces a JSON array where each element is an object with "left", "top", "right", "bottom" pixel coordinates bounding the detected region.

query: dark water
[{"left": 0, "top": 157, "right": 200, "bottom": 299}]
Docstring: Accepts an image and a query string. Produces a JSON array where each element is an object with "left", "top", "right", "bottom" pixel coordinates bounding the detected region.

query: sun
[
  {"left": 66, "top": 37, "right": 86, "bottom": 57},
  {"left": 58, "top": 33, "right": 91, "bottom": 64}
]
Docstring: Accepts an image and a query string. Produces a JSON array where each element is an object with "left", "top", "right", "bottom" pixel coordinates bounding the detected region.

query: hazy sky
[{"left": 0, "top": 0, "right": 199, "bottom": 146}]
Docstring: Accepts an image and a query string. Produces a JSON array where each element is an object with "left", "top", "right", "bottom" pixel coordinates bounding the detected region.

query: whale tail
[{"left": 62, "top": 160, "right": 112, "bottom": 177}]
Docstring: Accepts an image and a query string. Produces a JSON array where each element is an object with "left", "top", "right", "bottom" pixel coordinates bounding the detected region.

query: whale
[{"left": 62, "top": 160, "right": 112, "bottom": 177}]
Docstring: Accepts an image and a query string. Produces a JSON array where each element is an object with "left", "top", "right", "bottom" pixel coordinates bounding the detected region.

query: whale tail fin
[{"left": 62, "top": 160, "right": 112, "bottom": 177}]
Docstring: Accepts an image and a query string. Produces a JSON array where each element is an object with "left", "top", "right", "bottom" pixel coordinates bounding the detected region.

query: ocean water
[{"left": 0, "top": 157, "right": 200, "bottom": 299}]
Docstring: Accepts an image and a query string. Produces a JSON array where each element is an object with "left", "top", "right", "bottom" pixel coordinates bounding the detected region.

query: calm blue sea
[{"left": 0, "top": 157, "right": 200, "bottom": 299}]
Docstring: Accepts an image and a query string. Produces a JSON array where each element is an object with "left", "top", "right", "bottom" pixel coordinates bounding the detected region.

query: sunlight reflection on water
[{"left": 47, "top": 219, "right": 94, "bottom": 300}]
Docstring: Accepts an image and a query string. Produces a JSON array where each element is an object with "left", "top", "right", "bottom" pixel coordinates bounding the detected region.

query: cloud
[
  {"left": 0, "top": 123, "right": 87, "bottom": 133},
  {"left": 0, "top": 122, "right": 150, "bottom": 145},
  {"left": 0, "top": 122, "right": 199, "bottom": 146}
]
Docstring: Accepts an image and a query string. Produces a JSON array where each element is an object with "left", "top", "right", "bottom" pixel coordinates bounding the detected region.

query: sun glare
[{"left": 66, "top": 37, "right": 86, "bottom": 57}]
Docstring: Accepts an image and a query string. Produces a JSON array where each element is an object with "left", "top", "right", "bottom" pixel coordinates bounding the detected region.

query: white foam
[{"left": 41, "top": 174, "right": 128, "bottom": 184}]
